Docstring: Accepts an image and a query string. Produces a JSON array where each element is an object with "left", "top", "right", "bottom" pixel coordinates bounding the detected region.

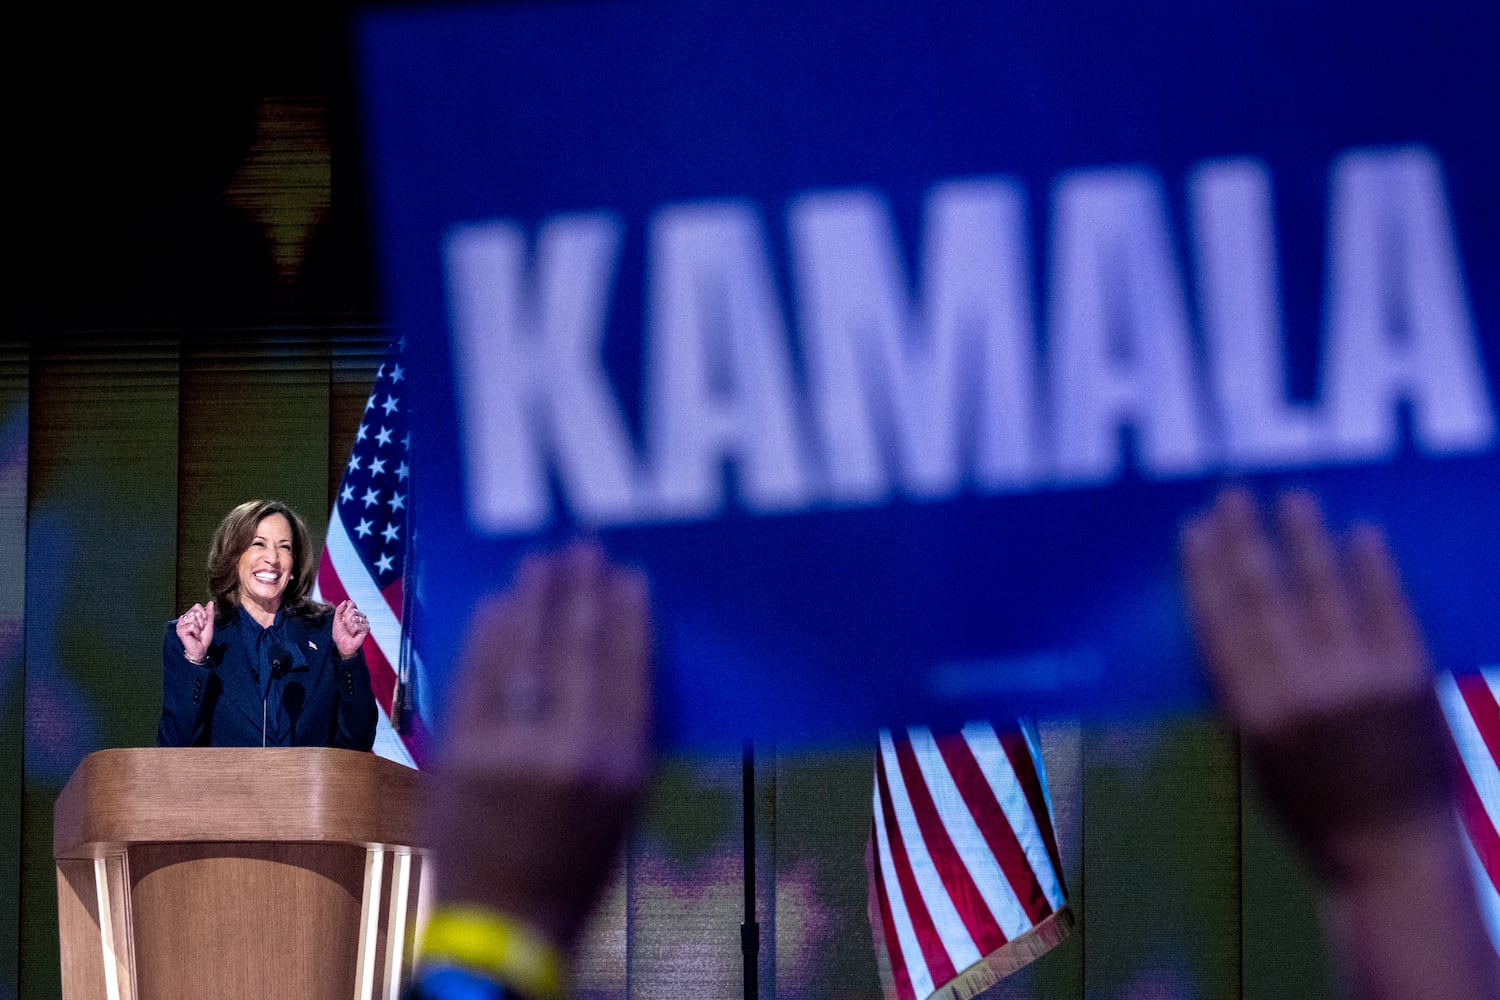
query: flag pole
[
  {"left": 393, "top": 476, "right": 416, "bottom": 736},
  {"left": 741, "top": 738, "right": 759, "bottom": 1000}
]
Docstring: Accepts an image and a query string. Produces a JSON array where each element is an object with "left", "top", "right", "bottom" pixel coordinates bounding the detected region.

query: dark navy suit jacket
[{"left": 157, "top": 607, "right": 378, "bottom": 749}]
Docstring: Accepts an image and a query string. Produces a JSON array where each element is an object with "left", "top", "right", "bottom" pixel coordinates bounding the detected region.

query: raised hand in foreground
[
  {"left": 1181, "top": 488, "right": 1497, "bottom": 1000},
  {"left": 412, "top": 542, "right": 652, "bottom": 1000}
]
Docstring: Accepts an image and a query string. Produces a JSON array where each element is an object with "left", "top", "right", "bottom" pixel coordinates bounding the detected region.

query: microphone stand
[
  {"left": 741, "top": 739, "right": 759, "bottom": 1000},
  {"left": 263, "top": 650, "right": 292, "bottom": 748}
]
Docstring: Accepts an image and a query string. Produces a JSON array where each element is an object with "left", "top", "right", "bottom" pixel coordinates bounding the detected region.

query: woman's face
[{"left": 237, "top": 513, "right": 294, "bottom": 614}]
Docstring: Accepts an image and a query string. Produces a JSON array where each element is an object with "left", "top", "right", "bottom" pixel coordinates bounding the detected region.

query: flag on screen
[
  {"left": 1437, "top": 669, "right": 1500, "bottom": 952},
  {"left": 869, "top": 720, "right": 1073, "bottom": 1000},
  {"left": 314, "top": 337, "right": 427, "bottom": 769}
]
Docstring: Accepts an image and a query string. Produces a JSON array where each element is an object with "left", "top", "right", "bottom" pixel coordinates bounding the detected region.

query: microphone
[
  {"left": 264, "top": 646, "right": 296, "bottom": 746},
  {"left": 270, "top": 646, "right": 294, "bottom": 681}
]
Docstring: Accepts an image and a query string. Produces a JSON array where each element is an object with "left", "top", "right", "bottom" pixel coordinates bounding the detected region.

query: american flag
[
  {"left": 869, "top": 720, "right": 1072, "bottom": 1000},
  {"left": 314, "top": 338, "right": 426, "bottom": 768},
  {"left": 1437, "top": 669, "right": 1500, "bottom": 951}
]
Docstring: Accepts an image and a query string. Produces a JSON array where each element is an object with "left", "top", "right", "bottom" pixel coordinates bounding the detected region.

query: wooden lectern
[{"left": 54, "top": 748, "right": 431, "bottom": 1000}]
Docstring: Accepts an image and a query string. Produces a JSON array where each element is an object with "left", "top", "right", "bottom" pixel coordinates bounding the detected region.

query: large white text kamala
[{"left": 443, "top": 145, "right": 1493, "bottom": 534}]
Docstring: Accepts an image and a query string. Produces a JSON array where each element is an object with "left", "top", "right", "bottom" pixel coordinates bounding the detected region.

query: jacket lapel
[
  {"left": 211, "top": 615, "right": 267, "bottom": 738},
  {"left": 283, "top": 615, "right": 335, "bottom": 745}
]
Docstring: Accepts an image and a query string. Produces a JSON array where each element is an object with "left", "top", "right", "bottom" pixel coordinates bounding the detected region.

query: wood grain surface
[
  {"left": 54, "top": 748, "right": 429, "bottom": 858},
  {"left": 130, "top": 841, "right": 363, "bottom": 1000},
  {"left": 53, "top": 748, "right": 430, "bottom": 999}
]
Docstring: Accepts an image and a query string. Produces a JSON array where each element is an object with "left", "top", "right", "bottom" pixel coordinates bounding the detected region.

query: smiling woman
[{"left": 157, "top": 499, "right": 378, "bottom": 749}]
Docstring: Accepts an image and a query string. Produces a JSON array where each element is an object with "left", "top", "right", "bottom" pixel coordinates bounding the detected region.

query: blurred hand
[
  {"left": 433, "top": 541, "right": 652, "bottom": 947},
  {"left": 1179, "top": 486, "right": 1448, "bottom": 880},
  {"left": 174, "top": 601, "right": 216, "bottom": 664},
  {"left": 1181, "top": 488, "right": 1498, "bottom": 999},
  {"left": 332, "top": 599, "right": 371, "bottom": 659},
  {"left": 1180, "top": 487, "right": 1429, "bottom": 733}
]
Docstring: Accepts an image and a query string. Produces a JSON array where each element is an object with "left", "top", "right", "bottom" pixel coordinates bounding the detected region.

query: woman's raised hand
[
  {"left": 175, "top": 601, "right": 215, "bottom": 665},
  {"left": 333, "top": 599, "right": 371, "bottom": 659}
]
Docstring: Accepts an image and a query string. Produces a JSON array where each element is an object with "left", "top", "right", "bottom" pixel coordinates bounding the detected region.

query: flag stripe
[
  {"left": 1449, "top": 729, "right": 1500, "bottom": 901},
  {"left": 1440, "top": 674, "right": 1500, "bottom": 864},
  {"left": 964, "top": 723, "right": 1068, "bottom": 912},
  {"left": 895, "top": 731, "right": 1008, "bottom": 952},
  {"left": 871, "top": 817, "right": 922, "bottom": 1000},
  {"left": 384, "top": 575, "right": 405, "bottom": 622},
  {"left": 315, "top": 535, "right": 417, "bottom": 769},
  {"left": 1019, "top": 720, "right": 1064, "bottom": 871},
  {"left": 314, "top": 552, "right": 395, "bottom": 708},
  {"left": 1464, "top": 823, "right": 1500, "bottom": 953},
  {"left": 320, "top": 518, "right": 404, "bottom": 659},
  {"left": 1458, "top": 674, "right": 1500, "bottom": 782},
  {"left": 908, "top": 728, "right": 1033, "bottom": 941},
  {"left": 882, "top": 731, "right": 983, "bottom": 972},
  {"left": 870, "top": 740, "right": 948, "bottom": 995},
  {"left": 1438, "top": 669, "right": 1500, "bottom": 958},
  {"left": 941, "top": 729, "right": 1056, "bottom": 926},
  {"left": 870, "top": 720, "right": 1072, "bottom": 1000},
  {"left": 998, "top": 727, "right": 1067, "bottom": 891},
  {"left": 371, "top": 703, "right": 416, "bottom": 768},
  {"left": 1442, "top": 677, "right": 1500, "bottom": 901}
]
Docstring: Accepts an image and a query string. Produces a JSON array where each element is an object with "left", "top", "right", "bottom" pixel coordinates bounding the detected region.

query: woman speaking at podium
[{"left": 157, "top": 499, "right": 378, "bottom": 749}]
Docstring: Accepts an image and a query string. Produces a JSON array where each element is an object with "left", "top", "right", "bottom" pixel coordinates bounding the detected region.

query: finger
[
  {"left": 1185, "top": 490, "right": 1294, "bottom": 727},
  {"left": 548, "top": 542, "right": 607, "bottom": 738},
  {"left": 1276, "top": 491, "right": 1355, "bottom": 655},
  {"left": 1346, "top": 523, "right": 1429, "bottom": 691},
  {"left": 1181, "top": 509, "right": 1258, "bottom": 705},
  {"left": 597, "top": 563, "right": 652, "bottom": 787},
  {"left": 181, "top": 608, "right": 199, "bottom": 633},
  {"left": 1219, "top": 489, "right": 1295, "bottom": 655},
  {"left": 511, "top": 552, "right": 551, "bottom": 667},
  {"left": 486, "top": 553, "right": 552, "bottom": 723},
  {"left": 1180, "top": 511, "right": 1233, "bottom": 668},
  {"left": 450, "top": 591, "right": 518, "bottom": 729}
]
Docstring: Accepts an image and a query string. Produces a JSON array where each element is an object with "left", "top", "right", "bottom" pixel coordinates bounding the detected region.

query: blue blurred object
[{"left": 358, "top": 0, "right": 1500, "bottom": 749}]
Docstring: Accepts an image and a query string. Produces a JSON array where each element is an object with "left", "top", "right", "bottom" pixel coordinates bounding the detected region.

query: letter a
[
  {"left": 1049, "top": 169, "right": 1210, "bottom": 483},
  {"left": 645, "top": 202, "right": 814, "bottom": 520},
  {"left": 1322, "top": 146, "right": 1495, "bottom": 458}
]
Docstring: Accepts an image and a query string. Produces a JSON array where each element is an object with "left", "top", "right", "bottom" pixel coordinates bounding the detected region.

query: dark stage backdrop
[{"left": 0, "top": 6, "right": 1335, "bottom": 999}]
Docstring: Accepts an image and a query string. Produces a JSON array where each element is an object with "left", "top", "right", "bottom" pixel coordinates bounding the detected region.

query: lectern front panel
[{"left": 128, "top": 842, "right": 365, "bottom": 1000}]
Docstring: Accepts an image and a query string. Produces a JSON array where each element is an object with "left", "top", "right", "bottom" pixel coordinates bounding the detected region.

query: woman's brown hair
[{"left": 206, "top": 500, "right": 328, "bottom": 626}]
